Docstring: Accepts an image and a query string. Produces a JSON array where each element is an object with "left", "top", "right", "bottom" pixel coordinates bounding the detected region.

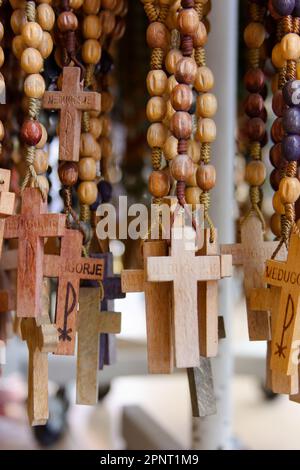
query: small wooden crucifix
[
  {"left": 221, "top": 215, "right": 286, "bottom": 341},
  {"left": 43, "top": 67, "right": 101, "bottom": 162},
  {"left": 43, "top": 229, "right": 105, "bottom": 355},
  {"left": 4, "top": 188, "right": 66, "bottom": 318},
  {"left": 76, "top": 287, "right": 121, "bottom": 405}
]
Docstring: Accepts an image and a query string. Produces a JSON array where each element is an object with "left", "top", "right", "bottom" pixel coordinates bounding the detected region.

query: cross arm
[
  {"left": 220, "top": 254, "right": 232, "bottom": 278},
  {"left": 263, "top": 259, "right": 286, "bottom": 287},
  {"left": 77, "top": 91, "right": 101, "bottom": 112},
  {"left": 121, "top": 269, "right": 144, "bottom": 293},
  {"left": 39, "top": 213, "right": 66, "bottom": 237},
  {"left": 42, "top": 90, "right": 63, "bottom": 110},
  {"left": 4, "top": 215, "right": 21, "bottom": 238},
  {"left": 147, "top": 256, "right": 175, "bottom": 282},
  {"left": 220, "top": 243, "right": 244, "bottom": 266}
]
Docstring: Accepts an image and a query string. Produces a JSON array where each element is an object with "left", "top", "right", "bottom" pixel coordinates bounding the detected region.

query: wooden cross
[
  {"left": 4, "top": 188, "right": 66, "bottom": 318},
  {"left": 146, "top": 209, "right": 232, "bottom": 368},
  {"left": 43, "top": 67, "right": 101, "bottom": 162},
  {"left": 250, "top": 286, "right": 298, "bottom": 395},
  {"left": 263, "top": 233, "right": 300, "bottom": 376},
  {"left": 221, "top": 215, "right": 286, "bottom": 341},
  {"left": 21, "top": 279, "right": 58, "bottom": 426},
  {"left": 0, "top": 169, "right": 15, "bottom": 256},
  {"left": 76, "top": 287, "right": 121, "bottom": 405},
  {"left": 43, "top": 228, "right": 105, "bottom": 355}
]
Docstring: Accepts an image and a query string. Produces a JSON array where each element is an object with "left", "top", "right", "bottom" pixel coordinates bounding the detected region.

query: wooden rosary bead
[
  {"left": 36, "top": 123, "right": 47, "bottom": 149},
  {"left": 270, "top": 142, "right": 285, "bottom": 169},
  {"left": 146, "top": 96, "right": 167, "bottom": 122},
  {"left": 38, "top": 31, "right": 53, "bottom": 59},
  {"left": 9, "top": 0, "right": 26, "bottom": 8},
  {"left": 281, "top": 33, "right": 300, "bottom": 61},
  {"left": 99, "top": 10, "right": 116, "bottom": 35},
  {"left": 10, "top": 9, "right": 27, "bottom": 35},
  {"left": 78, "top": 181, "right": 98, "bottom": 205},
  {"left": 147, "top": 70, "right": 168, "bottom": 96},
  {"left": 193, "top": 21, "right": 208, "bottom": 47},
  {"left": 12, "top": 36, "right": 25, "bottom": 59},
  {"left": 89, "top": 117, "right": 102, "bottom": 139},
  {"left": 102, "top": 0, "right": 117, "bottom": 9},
  {"left": 82, "top": 39, "right": 102, "bottom": 64},
  {"left": 33, "top": 149, "right": 48, "bottom": 175},
  {"left": 170, "top": 111, "right": 192, "bottom": 140},
  {"left": 272, "top": 191, "right": 285, "bottom": 215},
  {"left": 270, "top": 168, "right": 281, "bottom": 191},
  {"left": 271, "top": 117, "right": 284, "bottom": 143},
  {"left": 244, "top": 22, "right": 266, "bottom": 49},
  {"left": 0, "top": 22, "right": 4, "bottom": 42},
  {"left": 100, "top": 115, "right": 112, "bottom": 137},
  {"left": 82, "top": 14, "right": 102, "bottom": 39},
  {"left": 36, "top": 4, "right": 55, "bottom": 31},
  {"left": 147, "top": 123, "right": 168, "bottom": 148},
  {"left": 0, "top": 121, "right": 4, "bottom": 141},
  {"left": 165, "top": 49, "right": 183, "bottom": 75},
  {"left": 148, "top": 170, "right": 170, "bottom": 198},
  {"left": 83, "top": 0, "right": 101, "bottom": 14},
  {"left": 244, "top": 93, "right": 264, "bottom": 118},
  {"left": 21, "top": 119, "right": 42, "bottom": 146},
  {"left": 163, "top": 135, "right": 178, "bottom": 160},
  {"left": 187, "top": 139, "right": 201, "bottom": 163},
  {"left": 21, "top": 48, "right": 43, "bottom": 74},
  {"left": 78, "top": 157, "right": 97, "bottom": 181},
  {"left": 196, "top": 93, "right": 217, "bottom": 118},
  {"left": 167, "top": 75, "right": 178, "bottom": 95},
  {"left": 247, "top": 117, "right": 266, "bottom": 142},
  {"left": 146, "top": 22, "right": 170, "bottom": 50},
  {"left": 185, "top": 186, "right": 201, "bottom": 208},
  {"left": 80, "top": 132, "right": 98, "bottom": 158},
  {"left": 0, "top": 47, "right": 4, "bottom": 69},
  {"left": 196, "top": 118, "right": 216, "bottom": 143},
  {"left": 272, "top": 43, "right": 286, "bottom": 68},
  {"left": 272, "top": 89, "right": 287, "bottom": 117},
  {"left": 57, "top": 11, "right": 78, "bottom": 32},
  {"left": 171, "top": 84, "right": 193, "bottom": 112},
  {"left": 101, "top": 91, "right": 114, "bottom": 113},
  {"left": 244, "top": 68, "right": 265, "bottom": 93},
  {"left": 24, "top": 73, "right": 45, "bottom": 99},
  {"left": 70, "top": 0, "right": 84, "bottom": 8},
  {"left": 177, "top": 8, "right": 199, "bottom": 35},
  {"left": 196, "top": 164, "right": 216, "bottom": 191},
  {"left": 58, "top": 162, "right": 79, "bottom": 187},
  {"left": 279, "top": 176, "right": 300, "bottom": 204},
  {"left": 270, "top": 212, "right": 282, "bottom": 238},
  {"left": 245, "top": 160, "right": 266, "bottom": 186},
  {"left": 194, "top": 66, "right": 214, "bottom": 92},
  {"left": 170, "top": 154, "right": 194, "bottom": 182},
  {"left": 175, "top": 57, "right": 197, "bottom": 85}
]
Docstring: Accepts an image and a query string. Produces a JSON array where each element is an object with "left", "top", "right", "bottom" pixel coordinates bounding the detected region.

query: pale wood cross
[
  {"left": 0, "top": 169, "right": 15, "bottom": 256},
  {"left": 21, "top": 279, "right": 58, "bottom": 426},
  {"left": 4, "top": 188, "right": 66, "bottom": 318},
  {"left": 263, "top": 232, "right": 300, "bottom": 376},
  {"left": 76, "top": 287, "right": 121, "bottom": 405},
  {"left": 43, "top": 67, "right": 101, "bottom": 162},
  {"left": 221, "top": 215, "right": 286, "bottom": 341},
  {"left": 43, "top": 228, "right": 105, "bottom": 355}
]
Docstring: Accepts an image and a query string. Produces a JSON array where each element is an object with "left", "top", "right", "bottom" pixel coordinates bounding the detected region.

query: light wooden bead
[
  {"left": 102, "top": 0, "right": 117, "bottom": 9},
  {"left": 148, "top": 170, "right": 170, "bottom": 198},
  {"left": 245, "top": 160, "right": 266, "bottom": 186},
  {"left": 0, "top": 47, "right": 4, "bottom": 69},
  {"left": 78, "top": 157, "right": 97, "bottom": 181},
  {"left": 146, "top": 22, "right": 169, "bottom": 50},
  {"left": 272, "top": 43, "right": 286, "bottom": 68},
  {"left": 78, "top": 181, "right": 98, "bottom": 205},
  {"left": 99, "top": 10, "right": 116, "bottom": 35},
  {"left": 171, "top": 111, "right": 192, "bottom": 139},
  {"left": 146, "top": 96, "right": 167, "bottom": 122},
  {"left": 196, "top": 93, "right": 217, "bottom": 118},
  {"left": 193, "top": 21, "right": 207, "bottom": 47},
  {"left": 185, "top": 186, "right": 201, "bottom": 208},
  {"left": 244, "top": 22, "right": 265, "bottom": 49},
  {"left": 70, "top": 0, "right": 84, "bottom": 8},
  {"left": 38, "top": 31, "right": 53, "bottom": 59},
  {"left": 30, "top": 175, "right": 49, "bottom": 194},
  {"left": 163, "top": 135, "right": 178, "bottom": 160},
  {"left": 196, "top": 164, "right": 216, "bottom": 191},
  {"left": 279, "top": 176, "right": 300, "bottom": 204},
  {"left": 194, "top": 66, "right": 214, "bottom": 92},
  {"left": 36, "top": 4, "right": 55, "bottom": 31},
  {"left": 82, "top": 14, "right": 102, "bottom": 39},
  {"left": 272, "top": 191, "right": 285, "bottom": 215},
  {"left": 24, "top": 73, "right": 45, "bottom": 98},
  {"left": 101, "top": 91, "right": 114, "bottom": 113},
  {"left": 100, "top": 115, "right": 112, "bottom": 137},
  {"left": 89, "top": 117, "right": 102, "bottom": 139},
  {"left": 10, "top": 9, "right": 27, "bottom": 35},
  {"left": 35, "top": 123, "right": 47, "bottom": 149},
  {"left": 164, "top": 100, "right": 175, "bottom": 124},
  {"left": 167, "top": 74, "right": 178, "bottom": 95},
  {"left": 177, "top": 8, "right": 199, "bottom": 35},
  {"left": 22, "top": 22, "right": 43, "bottom": 48},
  {"left": 147, "top": 123, "right": 168, "bottom": 148},
  {"left": 0, "top": 121, "right": 4, "bottom": 141},
  {"left": 33, "top": 149, "right": 48, "bottom": 174},
  {"left": 186, "top": 164, "right": 198, "bottom": 187},
  {"left": 281, "top": 33, "right": 300, "bottom": 61},
  {"left": 170, "top": 154, "right": 194, "bottom": 182},
  {"left": 0, "top": 22, "right": 4, "bottom": 42},
  {"left": 196, "top": 118, "right": 216, "bottom": 143},
  {"left": 175, "top": 57, "right": 197, "bottom": 85},
  {"left": 83, "top": 0, "right": 101, "bottom": 14},
  {"left": 187, "top": 139, "right": 201, "bottom": 163},
  {"left": 147, "top": 70, "right": 167, "bottom": 96},
  {"left": 82, "top": 39, "right": 101, "bottom": 64},
  {"left": 165, "top": 49, "right": 183, "bottom": 74},
  {"left": 171, "top": 84, "right": 193, "bottom": 112},
  {"left": 80, "top": 132, "right": 98, "bottom": 158},
  {"left": 270, "top": 212, "right": 282, "bottom": 238},
  {"left": 21, "top": 48, "right": 43, "bottom": 74}
]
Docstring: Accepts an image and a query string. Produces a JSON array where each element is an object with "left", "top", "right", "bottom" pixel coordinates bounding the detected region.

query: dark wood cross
[
  {"left": 43, "top": 228, "right": 105, "bottom": 355},
  {"left": 4, "top": 188, "right": 66, "bottom": 318},
  {"left": 43, "top": 67, "right": 101, "bottom": 162}
]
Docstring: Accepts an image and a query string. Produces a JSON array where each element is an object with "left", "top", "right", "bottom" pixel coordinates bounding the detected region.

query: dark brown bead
[
  {"left": 259, "top": 107, "right": 268, "bottom": 123},
  {"left": 244, "top": 93, "right": 264, "bottom": 118},
  {"left": 21, "top": 119, "right": 42, "bottom": 146},
  {"left": 270, "top": 143, "right": 287, "bottom": 168},
  {"left": 57, "top": 11, "right": 78, "bottom": 32},
  {"left": 272, "top": 90, "right": 287, "bottom": 117},
  {"left": 271, "top": 117, "right": 284, "bottom": 143},
  {"left": 270, "top": 168, "right": 281, "bottom": 191},
  {"left": 58, "top": 161, "right": 79, "bottom": 186},
  {"left": 244, "top": 68, "right": 265, "bottom": 93},
  {"left": 171, "top": 112, "right": 192, "bottom": 139},
  {"left": 247, "top": 117, "right": 266, "bottom": 142}
]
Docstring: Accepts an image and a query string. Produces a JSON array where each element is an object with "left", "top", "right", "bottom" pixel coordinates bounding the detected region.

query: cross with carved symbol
[
  {"left": 262, "top": 232, "right": 300, "bottom": 376},
  {"left": 43, "top": 229, "right": 105, "bottom": 355},
  {"left": 76, "top": 287, "right": 121, "bottom": 405},
  {"left": 221, "top": 215, "right": 286, "bottom": 341},
  {"left": 4, "top": 188, "right": 66, "bottom": 318},
  {"left": 43, "top": 66, "right": 101, "bottom": 162}
]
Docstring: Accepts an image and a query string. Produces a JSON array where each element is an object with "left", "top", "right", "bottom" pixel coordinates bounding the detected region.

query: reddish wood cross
[
  {"left": 43, "top": 229, "right": 105, "bottom": 355},
  {"left": 4, "top": 188, "right": 66, "bottom": 318},
  {"left": 43, "top": 67, "right": 101, "bottom": 162}
]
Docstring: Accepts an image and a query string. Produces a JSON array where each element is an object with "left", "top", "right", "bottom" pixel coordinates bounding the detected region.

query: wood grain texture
[
  {"left": 0, "top": 169, "right": 15, "bottom": 218},
  {"left": 187, "top": 358, "right": 216, "bottom": 417},
  {"left": 43, "top": 67, "right": 101, "bottom": 162}
]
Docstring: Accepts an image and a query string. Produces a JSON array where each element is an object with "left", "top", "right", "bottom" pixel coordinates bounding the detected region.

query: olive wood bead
[
  {"left": 0, "top": 22, "right": 4, "bottom": 42},
  {"left": 89, "top": 117, "right": 102, "bottom": 139},
  {"left": 82, "top": 39, "right": 101, "bottom": 64},
  {"left": 22, "top": 22, "right": 43, "bottom": 48},
  {"left": 281, "top": 33, "right": 300, "bottom": 61},
  {"left": 165, "top": 49, "right": 183, "bottom": 74},
  {"left": 100, "top": 116, "right": 112, "bottom": 137},
  {"left": 82, "top": 15, "right": 102, "bottom": 39},
  {"left": 80, "top": 132, "right": 98, "bottom": 158},
  {"left": 0, "top": 121, "right": 4, "bottom": 141},
  {"left": 24, "top": 73, "right": 45, "bottom": 99},
  {"left": 70, "top": 0, "right": 84, "bottom": 8},
  {"left": 78, "top": 157, "right": 97, "bottom": 181},
  {"left": 167, "top": 75, "right": 178, "bottom": 95},
  {"left": 185, "top": 186, "right": 201, "bottom": 208},
  {"left": 279, "top": 176, "right": 300, "bottom": 204},
  {"left": 83, "top": 0, "right": 101, "bottom": 14},
  {"left": 147, "top": 70, "right": 168, "bottom": 96},
  {"left": 146, "top": 22, "right": 169, "bottom": 50},
  {"left": 245, "top": 160, "right": 266, "bottom": 186},
  {"left": 244, "top": 22, "right": 266, "bottom": 49},
  {"left": 171, "top": 84, "right": 193, "bottom": 111},
  {"left": 0, "top": 47, "right": 4, "bottom": 69},
  {"left": 170, "top": 111, "right": 192, "bottom": 139},
  {"left": 10, "top": 9, "right": 27, "bottom": 35},
  {"left": 185, "top": 164, "right": 198, "bottom": 187},
  {"left": 187, "top": 139, "right": 201, "bottom": 163},
  {"left": 146, "top": 96, "right": 167, "bottom": 122},
  {"left": 21, "top": 119, "right": 42, "bottom": 146},
  {"left": 57, "top": 11, "right": 78, "bottom": 32},
  {"left": 270, "top": 212, "right": 282, "bottom": 238},
  {"left": 272, "top": 191, "right": 285, "bottom": 215},
  {"left": 147, "top": 123, "right": 168, "bottom": 148},
  {"left": 38, "top": 31, "right": 53, "bottom": 59},
  {"left": 196, "top": 93, "right": 217, "bottom": 118},
  {"left": 33, "top": 149, "right": 48, "bottom": 175},
  {"left": 78, "top": 181, "right": 98, "bottom": 205},
  {"left": 175, "top": 57, "right": 197, "bottom": 85},
  {"left": 196, "top": 118, "right": 216, "bottom": 143},
  {"left": 99, "top": 10, "right": 116, "bottom": 35},
  {"left": 193, "top": 21, "right": 207, "bottom": 47},
  {"left": 58, "top": 162, "right": 79, "bottom": 186},
  {"left": 177, "top": 8, "right": 199, "bottom": 35},
  {"left": 21, "top": 48, "right": 43, "bottom": 74},
  {"left": 163, "top": 135, "right": 178, "bottom": 160},
  {"left": 272, "top": 43, "right": 286, "bottom": 68},
  {"left": 36, "top": 123, "right": 47, "bottom": 149},
  {"left": 99, "top": 137, "right": 111, "bottom": 159},
  {"left": 170, "top": 154, "right": 194, "bottom": 182},
  {"left": 36, "top": 4, "right": 55, "bottom": 31},
  {"left": 194, "top": 66, "right": 214, "bottom": 92},
  {"left": 196, "top": 164, "right": 216, "bottom": 191},
  {"left": 12, "top": 36, "right": 25, "bottom": 60},
  {"left": 101, "top": 91, "right": 114, "bottom": 113},
  {"left": 148, "top": 170, "right": 170, "bottom": 198}
]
